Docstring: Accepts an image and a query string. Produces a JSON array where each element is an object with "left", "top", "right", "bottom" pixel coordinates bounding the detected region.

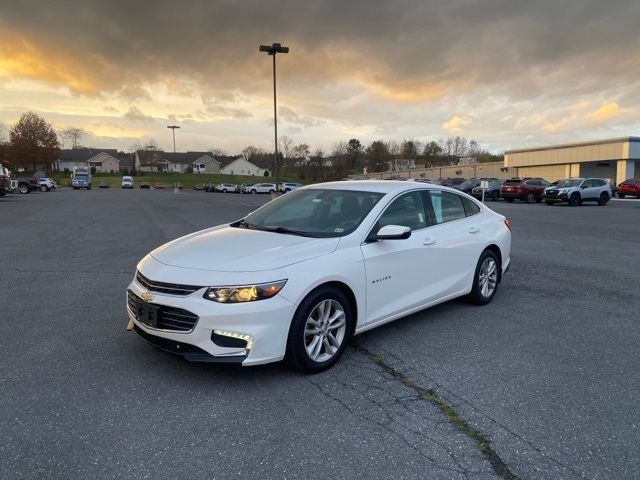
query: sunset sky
[{"left": 1, "top": 0, "right": 639, "bottom": 153}]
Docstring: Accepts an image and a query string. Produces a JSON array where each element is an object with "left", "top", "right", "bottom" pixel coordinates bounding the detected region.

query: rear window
[
  {"left": 503, "top": 179, "right": 522, "bottom": 185},
  {"left": 461, "top": 197, "right": 481, "bottom": 216},
  {"left": 621, "top": 179, "right": 635, "bottom": 185}
]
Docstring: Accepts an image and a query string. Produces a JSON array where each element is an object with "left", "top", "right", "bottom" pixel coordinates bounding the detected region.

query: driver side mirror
[{"left": 375, "top": 225, "right": 411, "bottom": 240}]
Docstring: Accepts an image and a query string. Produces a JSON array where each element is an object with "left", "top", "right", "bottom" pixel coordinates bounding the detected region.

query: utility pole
[
  {"left": 167, "top": 125, "right": 180, "bottom": 153},
  {"left": 259, "top": 43, "right": 289, "bottom": 191}
]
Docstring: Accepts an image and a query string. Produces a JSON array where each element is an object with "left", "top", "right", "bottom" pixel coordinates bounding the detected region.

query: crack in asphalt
[
  {"left": 368, "top": 342, "right": 592, "bottom": 480},
  {"left": 353, "top": 343, "right": 521, "bottom": 480}
]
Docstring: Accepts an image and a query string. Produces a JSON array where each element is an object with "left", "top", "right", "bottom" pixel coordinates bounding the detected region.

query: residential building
[
  {"left": 56, "top": 148, "right": 122, "bottom": 173},
  {"left": 135, "top": 151, "right": 220, "bottom": 173},
  {"left": 219, "top": 157, "right": 270, "bottom": 176}
]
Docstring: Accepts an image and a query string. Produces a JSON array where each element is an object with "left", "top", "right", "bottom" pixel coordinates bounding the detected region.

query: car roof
[{"left": 301, "top": 180, "right": 459, "bottom": 195}]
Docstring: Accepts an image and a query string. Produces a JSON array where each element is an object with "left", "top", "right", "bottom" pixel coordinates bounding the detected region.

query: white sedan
[{"left": 127, "top": 181, "right": 511, "bottom": 372}]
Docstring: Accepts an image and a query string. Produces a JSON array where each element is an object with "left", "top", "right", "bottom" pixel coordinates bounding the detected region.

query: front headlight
[{"left": 204, "top": 280, "right": 287, "bottom": 303}]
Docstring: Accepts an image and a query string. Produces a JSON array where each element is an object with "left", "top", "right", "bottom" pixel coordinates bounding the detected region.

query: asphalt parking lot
[{"left": 1, "top": 188, "right": 639, "bottom": 480}]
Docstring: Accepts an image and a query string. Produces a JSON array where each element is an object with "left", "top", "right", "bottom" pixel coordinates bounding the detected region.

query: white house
[
  {"left": 135, "top": 151, "right": 220, "bottom": 173},
  {"left": 56, "top": 149, "right": 124, "bottom": 173},
  {"left": 220, "top": 157, "right": 270, "bottom": 176}
]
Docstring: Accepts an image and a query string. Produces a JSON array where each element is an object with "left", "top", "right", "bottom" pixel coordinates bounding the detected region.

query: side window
[
  {"left": 595, "top": 179, "right": 606, "bottom": 187},
  {"left": 582, "top": 180, "right": 593, "bottom": 188},
  {"left": 377, "top": 191, "right": 427, "bottom": 231},
  {"left": 429, "top": 191, "right": 466, "bottom": 224},
  {"left": 461, "top": 196, "right": 481, "bottom": 216}
]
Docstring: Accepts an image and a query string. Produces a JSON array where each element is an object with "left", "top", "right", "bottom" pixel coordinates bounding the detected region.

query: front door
[{"left": 361, "top": 190, "right": 437, "bottom": 324}]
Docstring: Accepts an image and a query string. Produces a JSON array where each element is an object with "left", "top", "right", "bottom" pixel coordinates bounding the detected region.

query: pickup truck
[{"left": 17, "top": 176, "right": 41, "bottom": 194}]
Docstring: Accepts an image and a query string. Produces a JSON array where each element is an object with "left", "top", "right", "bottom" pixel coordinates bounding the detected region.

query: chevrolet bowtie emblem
[{"left": 140, "top": 291, "right": 153, "bottom": 302}]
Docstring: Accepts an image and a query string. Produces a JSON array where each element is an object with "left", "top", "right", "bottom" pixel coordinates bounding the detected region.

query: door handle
[
  {"left": 468, "top": 227, "right": 480, "bottom": 234},
  {"left": 423, "top": 237, "right": 437, "bottom": 246}
]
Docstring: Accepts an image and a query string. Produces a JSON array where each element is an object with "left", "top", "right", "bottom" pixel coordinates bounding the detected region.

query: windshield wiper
[
  {"left": 264, "top": 226, "right": 314, "bottom": 237},
  {"left": 231, "top": 219, "right": 253, "bottom": 229}
]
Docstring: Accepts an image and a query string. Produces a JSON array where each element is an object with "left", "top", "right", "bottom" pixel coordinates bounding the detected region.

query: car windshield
[
  {"left": 123, "top": 177, "right": 132, "bottom": 181},
  {"left": 75, "top": 175, "right": 88, "bottom": 180},
  {"left": 556, "top": 179, "right": 583, "bottom": 187},
  {"left": 235, "top": 188, "right": 385, "bottom": 238}
]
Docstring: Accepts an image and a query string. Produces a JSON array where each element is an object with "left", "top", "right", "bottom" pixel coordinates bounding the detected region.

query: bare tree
[
  {"left": 129, "top": 139, "right": 160, "bottom": 152},
  {"left": 59, "top": 127, "right": 86, "bottom": 149},
  {"left": 208, "top": 147, "right": 227, "bottom": 156},
  {"left": 278, "top": 135, "right": 295, "bottom": 164},
  {"left": 241, "top": 145, "right": 263, "bottom": 161}
]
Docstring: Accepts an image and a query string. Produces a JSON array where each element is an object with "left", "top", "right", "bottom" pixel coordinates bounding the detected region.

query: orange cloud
[
  {"left": 586, "top": 102, "right": 630, "bottom": 124},
  {"left": 442, "top": 115, "right": 471, "bottom": 133}
]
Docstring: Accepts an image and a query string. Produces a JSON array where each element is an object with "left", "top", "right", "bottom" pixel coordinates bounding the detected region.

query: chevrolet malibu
[{"left": 127, "top": 181, "right": 511, "bottom": 372}]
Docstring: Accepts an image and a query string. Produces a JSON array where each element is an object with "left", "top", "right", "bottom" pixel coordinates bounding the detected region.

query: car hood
[{"left": 150, "top": 225, "right": 339, "bottom": 272}]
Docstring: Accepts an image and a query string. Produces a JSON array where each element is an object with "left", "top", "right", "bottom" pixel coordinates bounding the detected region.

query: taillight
[{"left": 504, "top": 219, "right": 512, "bottom": 230}]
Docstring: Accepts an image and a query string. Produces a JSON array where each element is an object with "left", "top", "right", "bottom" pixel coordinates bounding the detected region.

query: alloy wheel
[
  {"left": 478, "top": 258, "right": 497, "bottom": 299},
  {"left": 304, "top": 299, "right": 347, "bottom": 363}
]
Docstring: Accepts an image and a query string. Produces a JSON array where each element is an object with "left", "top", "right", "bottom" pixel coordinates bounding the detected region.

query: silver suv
[{"left": 543, "top": 177, "right": 612, "bottom": 206}]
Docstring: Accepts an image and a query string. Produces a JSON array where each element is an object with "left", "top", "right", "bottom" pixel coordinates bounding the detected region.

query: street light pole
[
  {"left": 167, "top": 125, "right": 180, "bottom": 153},
  {"left": 259, "top": 42, "right": 289, "bottom": 190}
]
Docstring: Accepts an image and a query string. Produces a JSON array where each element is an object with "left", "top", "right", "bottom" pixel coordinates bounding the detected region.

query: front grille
[
  {"left": 546, "top": 190, "right": 559, "bottom": 197},
  {"left": 136, "top": 271, "right": 202, "bottom": 296},
  {"left": 127, "top": 290, "right": 199, "bottom": 332}
]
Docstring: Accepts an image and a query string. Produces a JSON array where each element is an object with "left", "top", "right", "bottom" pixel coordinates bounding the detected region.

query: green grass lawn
[{"left": 49, "top": 172, "right": 303, "bottom": 189}]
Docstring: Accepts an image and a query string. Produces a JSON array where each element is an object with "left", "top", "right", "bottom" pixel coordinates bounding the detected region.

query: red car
[
  {"left": 153, "top": 182, "right": 165, "bottom": 190},
  {"left": 500, "top": 177, "right": 549, "bottom": 203},
  {"left": 617, "top": 178, "right": 640, "bottom": 198}
]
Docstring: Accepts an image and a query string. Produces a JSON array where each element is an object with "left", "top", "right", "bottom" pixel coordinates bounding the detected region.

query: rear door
[{"left": 425, "top": 191, "right": 485, "bottom": 296}]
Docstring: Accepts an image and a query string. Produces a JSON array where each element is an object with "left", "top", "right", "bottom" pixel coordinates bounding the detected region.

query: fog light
[{"left": 213, "top": 329, "right": 254, "bottom": 351}]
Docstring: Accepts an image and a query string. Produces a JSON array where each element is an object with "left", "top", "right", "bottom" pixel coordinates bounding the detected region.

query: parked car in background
[
  {"left": 456, "top": 178, "right": 499, "bottom": 194},
  {"left": 153, "top": 182, "right": 165, "bottom": 190},
  {"left": 204, "top": 183, "right": 216, "bottom": 192},
  {"left": 72, "top": 166, "right": 91, "bottom": 190},
  {"left": 216, "top": 183, "right": 237, "bottom": 193},
  {"left": 278, "top": 182, "right": 302, "bottom": 192},
  {"left": 194, "top": 184, "right": 204, "bottom": 191},
  {"left": 616, "top": 178, "right": 640, "bottom": 199},
  {"left": 407, "top": 178, "right": 435, "bottom": 184},
  {"left": 543, "top": 178, "right": 612, "bottom": 206},
  {"left": 249, "top": 183, "right": 277, "bottom": 194},
  {"left": 0, "top": 169, "right": 9, "bottom": 197},
  {"left": 122, "top": 176, "right": 134, "bottom": 189},
  {"left": 127, "top": 181, "right": 511, "bottom": 372},
  {"left": 140, "top": 182, "right": 151, "bottom": 189},
  {"left": 437, "top": 178, "right": 466, "bottom": 188},
  {"left": 99, "top": 182, "right": 110, "bottom": 189},
  {"left": 39, "top": 178, "right": 57, "bottom": 192},
  {"left": 472, "top": 180, "right": 504, "bottom": 201},
  {"left": 17, "top": 176, "right": 40, "bottom": 194},
  {"left": 239, "top": 183, "right": 254, "bottom": 193},
  {"left": 500, "top": 177, "right": 549, "bottom": 203},
  {"left": 174, "top": 182, "right": 183, "bottom": 190}
]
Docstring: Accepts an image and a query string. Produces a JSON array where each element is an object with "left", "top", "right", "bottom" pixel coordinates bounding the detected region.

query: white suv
[
  {"left": 121, "top": 176, "right": 134, "bottom": 189},
  {"left": 249, "top": 183, "right": 277, "bottom": 194},
  {"left": 39, "top": 178, "right": 57, "bottom": 192},
  {"left": 543, "top": 178, "right": 612, "bottom": 206},
  {"left": 279, "top": 182, "right": 302, "bottom": 193}
]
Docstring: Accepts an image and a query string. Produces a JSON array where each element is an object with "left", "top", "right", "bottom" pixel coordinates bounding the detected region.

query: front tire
[
  {"left": 251, "top": 189, "right": 256, "bottom": 194},
  {"left": 286, "top": 287, "right": 353, "bottom": 373},
  {"left": 569, "top": 193, "right": 580, "bottom": 207},
  {"left": 491, "top": 191, "right": 499, "bottom": 201},
  {"left": 526, "top": 192, "right": 535, "bottom": 204},
  {"left": 40, "top": 185, "right": 48, "bottom": 192},
  {"left": 468, "top": 250, "right": 500, "bottom": 305},
  {"left": 18, "top": 184, "right": 30, "bottom": 194}
]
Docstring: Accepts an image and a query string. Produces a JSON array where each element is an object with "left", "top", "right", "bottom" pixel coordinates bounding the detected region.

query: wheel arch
[
  {"left": 483, "top": 244, "right": 503, "bottom": 283},
  {"left": 297, "top": 280, "right": 359, "bottom": 336}
]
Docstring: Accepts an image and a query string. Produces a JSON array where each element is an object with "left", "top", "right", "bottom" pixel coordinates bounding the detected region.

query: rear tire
[
  {"left": 18, "top": 184, "right": 30, "bottom": 194},
  {"left": 40, "top": 185, "right": 48, "bottom": 192},
  {"left": 251, "top": 189, "right": 256, "bottom": 194},
  {"left": 468, "top": 250, "right": 500, "bottom": 306},
  {"left": 597, "top": 192, "right": 609, "bottom": 206},
  {"left": 286, "top": 287, "right": 353, "bottom": 373},
  {"left": 569, "top": 193, "right": 581, "bottom": 207}
]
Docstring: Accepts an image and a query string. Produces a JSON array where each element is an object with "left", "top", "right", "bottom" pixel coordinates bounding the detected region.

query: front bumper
[
  {"left": 543, "top": 193, "right": 568, "bottom": 202},
  {"left": 126, "top": 271, "right": 297, "bottom": 366}
]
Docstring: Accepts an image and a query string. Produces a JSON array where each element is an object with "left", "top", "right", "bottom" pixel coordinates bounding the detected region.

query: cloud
[
  {"left": 586, "top": 102, "right": 631, "bottom": 125},
  {"left": 442, "top": 115, "right": 472, "bottom": 134},
  {"left": 278, "top": 106, "right": 325, "bottom": 128},
  {"left": 124, "top": 106, "right": 154, "bottom": 122}
]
